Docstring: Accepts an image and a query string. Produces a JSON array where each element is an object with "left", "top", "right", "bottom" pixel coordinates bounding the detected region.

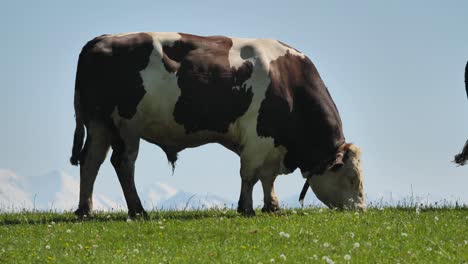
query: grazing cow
[
  {"left": 70, "top": 32, "right": 365, "bottom": 217},
  {"left": 454, "top": 61, "right": 468, "bottom": 165}
]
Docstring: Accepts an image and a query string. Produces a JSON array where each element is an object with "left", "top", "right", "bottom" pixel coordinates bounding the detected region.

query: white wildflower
[
  {"left": 350, "top": 232, "right": 355, "bottom": 238},
  {"left": 319, "top": 208, "right": 323, "bottom": 213},
  {"left": 279, "top": 254, "right": 286, "bottom": 261},
  {"left": 92, "top": 244, "right": 98, "bottom": 248},
  {"left": 323, "top": 242, "right": 330, "bottom": 248},
  {"left": 322, "top": 256, "right": 334, "bottom": 264},
  {"left": 434, "top": 216, "right": 439, "bottom": 221},
  {"left": 270, "top": 258, "right": 275, "bottom": 263},
  {"left": 426, "top": 247, "right": 432, "bottom": 251},
  {"left": 126, "top": 218, "right": 132, "bottom": 223},
  {"left": 344, "top": 254, "right": 351, "bottom": 261},
  {"left": 78, "top": 244, "right": 83, "bottom": 250},
  {"left": 45, "top": 245, "right": 50, "bottom": 250},
  {"left": 66, "top": 229, "right": 71, "bottom": 234},
  {"left": 313, "top": 239, "right": 318, "bottom": 243},
  {"left": 51, "top": 221, "right": 55, "bottom": 225},
  {"left": 354, "top": 242, "right": 360, "bottom": 248},
  {"left": 133, "top": 248, "right": 139, "bottom": 254},
  {"left": 279, "top": 232, "right": 290, "bottom": 238},
  {"left": 401, "top": 232, "right": 408, "bottom": 237},
  {"left": 303, "top": 212, "right": 309, "bottom": 215},
  {"left": 106, "top": 215, "right": 111, "bottom": 219},
  {"left": 415, "top": 207, "right": 420, "bottom": 215}
]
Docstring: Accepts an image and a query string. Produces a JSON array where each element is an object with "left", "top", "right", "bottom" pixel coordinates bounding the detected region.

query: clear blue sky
[{"left": 1, "top": 1, "right": 468, "bottom": 204}]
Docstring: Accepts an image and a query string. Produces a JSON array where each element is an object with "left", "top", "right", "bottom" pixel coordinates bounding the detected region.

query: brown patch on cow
[
  {"left": 257, "top": 51, "right": 345, "bottom": 173},
  {"left": 76, "top": 33, "right": 154, "bottom": 124},
  {"left": 162, "top": 33, "right": 254, "bottom": 134}
]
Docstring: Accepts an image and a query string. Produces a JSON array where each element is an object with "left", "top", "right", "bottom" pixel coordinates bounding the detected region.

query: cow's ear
[{"left": 329, "top": 152, "right": 344, "bottom": 171}]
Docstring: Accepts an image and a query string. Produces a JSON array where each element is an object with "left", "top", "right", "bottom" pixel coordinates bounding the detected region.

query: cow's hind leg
[
  {"left": 111, "top": 133, "right": 146, "bottom": 218},
  {"left": 260, "top": 175, "right": 280, "bottom": 213},
  {"left": 75, "top": 122, "right": 111, "bottom": 217}
]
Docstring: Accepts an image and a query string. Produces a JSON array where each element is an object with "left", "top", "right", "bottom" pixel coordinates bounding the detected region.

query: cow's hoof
[
  {"left": 128, "top": 210, "right": 148, "bottom": 220},
  {"left": 261, "top": 205, "right": 281, "bottom": 214},
  {"left": 237, "top": 207, "right": 256, "bottom": 217},
  {"left": 74, "top": 208, "right": 92, "bottom": 219}
]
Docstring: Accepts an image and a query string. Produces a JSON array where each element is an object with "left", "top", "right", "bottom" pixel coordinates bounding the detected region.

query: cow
[
  {"left": 454, "top": 61, "right": 468, "bottom": 165},
  {"left": 70, "top": 32, "right": 365, "bottom": 217}
]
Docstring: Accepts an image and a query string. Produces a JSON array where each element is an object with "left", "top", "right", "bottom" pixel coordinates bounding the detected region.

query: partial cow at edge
[
  {"left": 454, "top": 61, "right": 468, "bottom": 165},
  {"left": 70, "top": 32, "right": 365, "bottom": 217}
]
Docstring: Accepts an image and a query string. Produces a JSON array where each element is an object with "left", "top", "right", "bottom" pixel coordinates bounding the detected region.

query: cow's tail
[
  {"left": 70, "top": 63, "right": 86, "bottom": 166},
  {"left": 454, "top": 61, "right": 468, "bottom": 166}
]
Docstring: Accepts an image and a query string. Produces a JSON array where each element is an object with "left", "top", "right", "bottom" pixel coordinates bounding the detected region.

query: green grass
[{"left": 0, "top": 208, "right": 467, "bottom": 263}]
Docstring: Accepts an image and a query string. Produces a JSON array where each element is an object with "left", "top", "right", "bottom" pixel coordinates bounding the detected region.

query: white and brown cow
[{"left": 70, "top": 32, "right": 365, "bottom": 217}]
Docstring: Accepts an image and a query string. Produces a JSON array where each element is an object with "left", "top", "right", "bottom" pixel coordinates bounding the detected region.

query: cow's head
[{"left": 302, "top": 143, "right": 365, "bottom": 210}]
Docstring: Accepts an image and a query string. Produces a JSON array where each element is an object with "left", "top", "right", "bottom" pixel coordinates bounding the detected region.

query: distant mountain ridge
[
  {"left": 2, "top": 169, "right": 448, "bottom": 212},
  {"left": 0, "top": 169, "right": 233, "bottom": 212}
]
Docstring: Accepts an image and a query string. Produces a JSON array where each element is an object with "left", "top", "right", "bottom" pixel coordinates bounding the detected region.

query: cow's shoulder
[{"left": 257, "top": 46, "right": 344, "bottom": 173}]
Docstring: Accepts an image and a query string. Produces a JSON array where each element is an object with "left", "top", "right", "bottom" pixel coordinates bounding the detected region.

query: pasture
[{"left": 1, "top": 207, "right": 467, "bottom": 263}]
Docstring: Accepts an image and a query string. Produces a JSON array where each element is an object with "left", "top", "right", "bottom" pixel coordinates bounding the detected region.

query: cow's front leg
[
  {"left": 260, "top": 175, "right": 280, "bottom": 213},
  {"left": 237, "top": 177, "right": 258, "bottom": 216},
  {"left": 111, "top": 132, "right": 146, "bottom": 219}
]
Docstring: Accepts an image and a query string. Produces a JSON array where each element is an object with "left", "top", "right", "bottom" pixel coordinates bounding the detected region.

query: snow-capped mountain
[
  {"left": 0, "top": 170, "right": 121, "bottom": 211},
  {"left": 0, "top": 169, "right": 234, "bottom": 212},
  {"left": 0, "top": 169, "right": 33, "bottom": 210},
  {"left": 153, "top": 191, "right": 233, "bottom": 210}
]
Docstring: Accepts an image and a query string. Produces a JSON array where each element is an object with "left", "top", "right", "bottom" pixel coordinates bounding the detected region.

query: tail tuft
[
  {"left": 454, "top": 140, "right": 468, "bottom": 166},
  {"left": 70, "top": 85, "right": 85, "bottom": 165},
  {"left": 70, "top": 121, "right": 85, "bottom": 165}
]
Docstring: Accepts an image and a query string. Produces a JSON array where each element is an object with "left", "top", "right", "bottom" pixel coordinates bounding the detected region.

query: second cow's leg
[{"left": 111, "top": 134, "right": 146, "bottom": 218}]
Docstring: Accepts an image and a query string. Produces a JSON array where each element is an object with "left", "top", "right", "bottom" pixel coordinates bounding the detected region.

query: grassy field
[{"left": 0, "top": 207, "right": 467, "bottom": 263}]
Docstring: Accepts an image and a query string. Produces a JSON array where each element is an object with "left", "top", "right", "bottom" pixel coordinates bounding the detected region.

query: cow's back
[{"left": 132, "top": 33, "right": 307, "bottom": 154}]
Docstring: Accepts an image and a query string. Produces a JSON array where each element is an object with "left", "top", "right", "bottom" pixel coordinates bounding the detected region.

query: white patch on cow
[{"left": 129, "top": 33, "right": 188, "bottom": 144}]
